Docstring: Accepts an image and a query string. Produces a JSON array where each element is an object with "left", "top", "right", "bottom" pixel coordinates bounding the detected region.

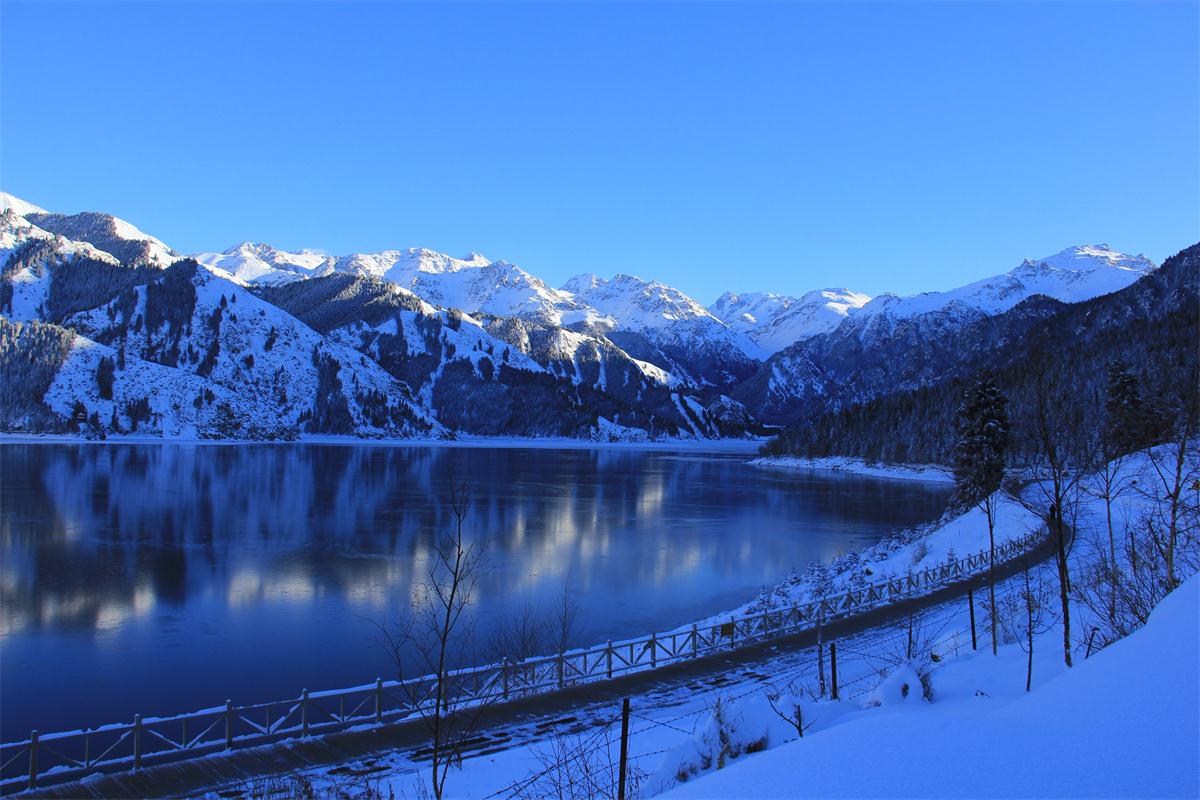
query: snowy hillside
[
  {"left": 855, "top": 244, "right": 1155, "bottom": 324},
  {"left": 0, "top": 191, "right": 47, "bottom": 218},
  {"left": 195, "top": 234, "right": 764, "bottom": 391},
  {"left": 24, "top": 208, "right": 178, "bottom": 268},
  {"left": 665, "top": 576, "right": 1198, "bottom": 799},
  {"left": 194, "top": 242, "right": 336, "bottom": 284},
  {"left": 711, "top": 288, "right": 871, "bottom": 354},
  {"left": 734, "top": 243, "right": 1163, "bottom": 423}
]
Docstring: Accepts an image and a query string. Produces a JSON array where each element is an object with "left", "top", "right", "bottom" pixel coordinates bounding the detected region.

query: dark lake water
[{"left": 0, "top": 442, "right": 951, "bottom": 740}]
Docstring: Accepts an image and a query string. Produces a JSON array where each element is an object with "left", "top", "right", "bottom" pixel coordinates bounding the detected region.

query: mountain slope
[
  {"left": 710, "top": 288, "right": 871, "bottom": 354},
  {"left": 761, "top": 242, "right": 1198, "bottom": 463},
  {"left": 735, "top": 245, "right": 1159, "bottom": 423},
  {"left": 260, "top": 274, "right": 735, "bottom": 438}
]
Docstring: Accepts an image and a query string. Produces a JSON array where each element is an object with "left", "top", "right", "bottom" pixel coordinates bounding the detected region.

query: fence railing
[{"left": 0, "top": 530, "right": 1043, "bottom": 793}]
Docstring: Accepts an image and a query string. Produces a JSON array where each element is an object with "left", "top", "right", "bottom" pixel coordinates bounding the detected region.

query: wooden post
[
  {"left": 817, "top": 611, "right": 826, "bottom": 698},
  {"left": 302, "top": 689, "right": 309, "bottom": 737},
  {"left": 133, "top": 714, "right": 142, "bottom": 770},
  {"left": 501, "top": 659, "right": 510, "bottom": 700},
  {"left": 27, "top": 730, "right": 37, "bottom": 791},
  {"left": 557, "top": 652, "right": 565, "bottom": 689},
  {"left": 968, "top": 588, "right": 978, "bottom": 651},
  {"left": 84, "top": 728, "right": 91, "bottom": 769},
  {"left": 649, "top": 633, "right": 657, "bottom": 668},
  {"left": 830, "top": 643, "right": 839, "bottom": 700},
  {"left": 606, "top": 640, "right": 613, "bottom": 679},
  {"left": 691, "top": 624, "right": 699, "bottom": 658},
  {"left": 376, "top": 678, "right": 384, "bottom": 723},
  {"left": 617, "top": 698, "right": 630, "bottom": 800},
  {"left": 729, "top": 616, "right": 737, "bottom": 646},
  {"left": 225, "top": 700, "right": 234, "bottom": 750}
]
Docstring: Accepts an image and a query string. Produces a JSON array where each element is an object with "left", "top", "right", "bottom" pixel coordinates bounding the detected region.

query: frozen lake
[{"left": 0, "top": 441, "right": 951, "bottom": 740}]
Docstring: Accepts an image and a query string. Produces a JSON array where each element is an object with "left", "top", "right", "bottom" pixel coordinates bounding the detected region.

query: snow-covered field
[{"left": 194, "top": 444, "right": 1197, "bottom": 800}]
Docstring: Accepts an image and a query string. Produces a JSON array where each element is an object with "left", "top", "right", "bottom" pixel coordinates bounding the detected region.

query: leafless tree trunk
[
  {"left": 555, "top": 576, "right": 580, "bottom": 657},
  {"left": 1148, "top": 423, "right": 1198, "bottom": 592},
  {"left": 983, "top": 492, "right": 999, "bottom": 656},
  {"left": 1029, "top": 368, "right": 1089, "bottom": 669},
  {"left": 374, "top": 477, "right": 486, "bottom": 800},
  {"left": 1091, "top": 452, "right": 1128, "bottom": 624}
]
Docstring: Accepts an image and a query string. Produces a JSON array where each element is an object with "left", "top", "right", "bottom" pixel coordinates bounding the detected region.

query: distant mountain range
[{"left": 0, "top": 190, "right": 1175, "bottom": 443}]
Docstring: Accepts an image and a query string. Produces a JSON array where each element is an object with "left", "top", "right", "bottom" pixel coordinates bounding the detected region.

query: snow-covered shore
[
  {"left": 0, "top": 431, "right": 765, "bottom": 453},
  {"left": 750, "top": 454, "right": 954, "bottom": 483}
]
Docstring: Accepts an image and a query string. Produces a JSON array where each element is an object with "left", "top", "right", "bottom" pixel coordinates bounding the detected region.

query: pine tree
[
  {"left": 952, "top": 371, "right": 1009, "bottom": 655},
  {"left": 1104, "top": 360, "right": 1163, "bottom": 456}
]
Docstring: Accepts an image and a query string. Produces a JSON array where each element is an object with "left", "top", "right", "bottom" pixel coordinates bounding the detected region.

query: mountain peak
[{"left": 0, "top": 191, "right": 49, "bottom": 218}]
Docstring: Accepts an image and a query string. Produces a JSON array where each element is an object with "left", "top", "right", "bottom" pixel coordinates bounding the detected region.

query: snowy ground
[
  {"left": 750, "top": 454, "right": 954, "bottom": 483},
  {"left": 664, "top": 573, "right": 1199, "bottom": 799}
]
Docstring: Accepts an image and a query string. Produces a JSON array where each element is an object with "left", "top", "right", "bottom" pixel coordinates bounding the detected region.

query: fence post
[
  {"left": 649, "top": 633, "right": 657, "bottom": 668},
  {"left": 557, "top": 652, "right": 565, "bottom": 689},
  {"left": 817, "top": 612, "right": 826, "bottom": 697},
  {"left": 606, "top": 640, "right": 613, "bottom": 679},
  {"left": 301, "top": 689, "right": 309, "bottom": 736},
  {"left": 27, "top": 730, "right": 37, "bottom": 791},
  {"left": 691, "top": 624, "right": 699, "bottom": 658},
  {"left": 502, "top": 658, "right": 510, "bottom": 700},
  {"left": 968, "top": 588, "right": 977, "bottom": 650},
  {"left": 729, "top": 616, "right": 737, "bottom": 646},
  {"left": 618, "top": 698, "right": 630, "bottom": 800},
  {"left": 225, "top": 700, "right": 233, "bottom": 750},
  {"left": 133, "top": 714, "right": 142, "bottom": 770},
  {"left": 375, "top": 678, "right": 383, "bottom": 724},
  {"left": 830, "top": 643, "right": 839, "bottom": 700}
]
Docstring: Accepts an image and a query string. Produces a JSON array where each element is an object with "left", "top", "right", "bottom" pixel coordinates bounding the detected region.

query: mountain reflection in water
[{"left": 0, "top": 442, "right": 951, "bottom": 739}]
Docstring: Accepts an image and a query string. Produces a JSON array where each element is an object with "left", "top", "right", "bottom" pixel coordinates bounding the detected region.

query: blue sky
[{"left": 1, "top": 1, "right": 1196, "bottom": 302}]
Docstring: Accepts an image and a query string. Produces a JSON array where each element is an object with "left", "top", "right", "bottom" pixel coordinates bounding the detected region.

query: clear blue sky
[{"left": 2, "top": 1, "right": 1196, "bottom": 302}]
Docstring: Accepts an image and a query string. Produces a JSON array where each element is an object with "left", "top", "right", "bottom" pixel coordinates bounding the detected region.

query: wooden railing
[{"left": 0, "top": 530, "right": 1043, "bottom": 793}]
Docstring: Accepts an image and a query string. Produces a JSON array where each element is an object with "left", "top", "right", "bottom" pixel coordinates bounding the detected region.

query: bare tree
[
  {"left": 765, "top": 677, "right": 818, "bottom": 739},
  {"left": 1145, "top": 406, "right": 1199, "bottom": 592},
  {"left": 1024, "top": 365, "right": 1096, "bottom": 669},
  {"left": 374, "top": 478, "right": 487, "bottom": 800},
  {"left": 508, "top": 717, "right": 645, "bottom": 800},
  {"left": 489, "top": 600, "right": 550, "bottom": 667},
  {"left": 554, "top": 575, "right": 580, "bottom": 658}
]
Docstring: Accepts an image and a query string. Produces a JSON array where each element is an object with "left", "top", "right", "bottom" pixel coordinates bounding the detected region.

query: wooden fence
[{"left": 0, "top": 530, "right": 1042, "bottom": 793}]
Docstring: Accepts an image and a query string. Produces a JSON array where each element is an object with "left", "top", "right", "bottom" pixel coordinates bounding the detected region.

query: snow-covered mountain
[
  {"left": 195, "top": 245, "right": 603, "bottom": 326},
  {"left": 733, "top": 244, "right": 1160, "bottom": 423},
  {"left": 710, "top": 288, "right": 871, "bottom": 355},
  {"left": 2, "top": 190, "right": 1174, "bottom": 441},
  {"left": 20, "top": 205, "right": 178, "bottom": 268},
  {"left": 854, "top": 244, "right": 1154, "bottom": 324},
  {"left": 198, "top": 242, "right": 764, "bottom": 390},
  {"left": 0, "top": 190, "right": 743, "bottom": 441}
]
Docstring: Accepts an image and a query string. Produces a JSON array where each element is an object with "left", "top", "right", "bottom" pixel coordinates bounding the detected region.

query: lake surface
[{"left": 0, "top": 441, "right": 951, "bottom": 740}]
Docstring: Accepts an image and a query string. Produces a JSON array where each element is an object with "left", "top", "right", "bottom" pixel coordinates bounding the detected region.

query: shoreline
[
  {"left": 0, "top": 431, "right": 766, "bottom": 454},
  {"left": 750, "top": 454, "right": 954, "bottom": 483}
]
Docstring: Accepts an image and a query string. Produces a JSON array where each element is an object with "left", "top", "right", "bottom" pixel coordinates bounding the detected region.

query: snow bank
[
  {"left": 750, "top": 454, "right": 954, "bottom": 483},
  {"left": 664, "top": 575, "right": 1200, "bottom": 799}
]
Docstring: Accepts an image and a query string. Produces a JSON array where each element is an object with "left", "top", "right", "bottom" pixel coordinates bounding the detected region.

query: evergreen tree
[
  {"left": 1104, "top": 360, "right": 1164, "bottom": 456},
  {"left": 952, "top": 371, "right": 1009, "bottom": 655},
  {"left": 96, "top": 356, "right": 116, "bottom": 400}
]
